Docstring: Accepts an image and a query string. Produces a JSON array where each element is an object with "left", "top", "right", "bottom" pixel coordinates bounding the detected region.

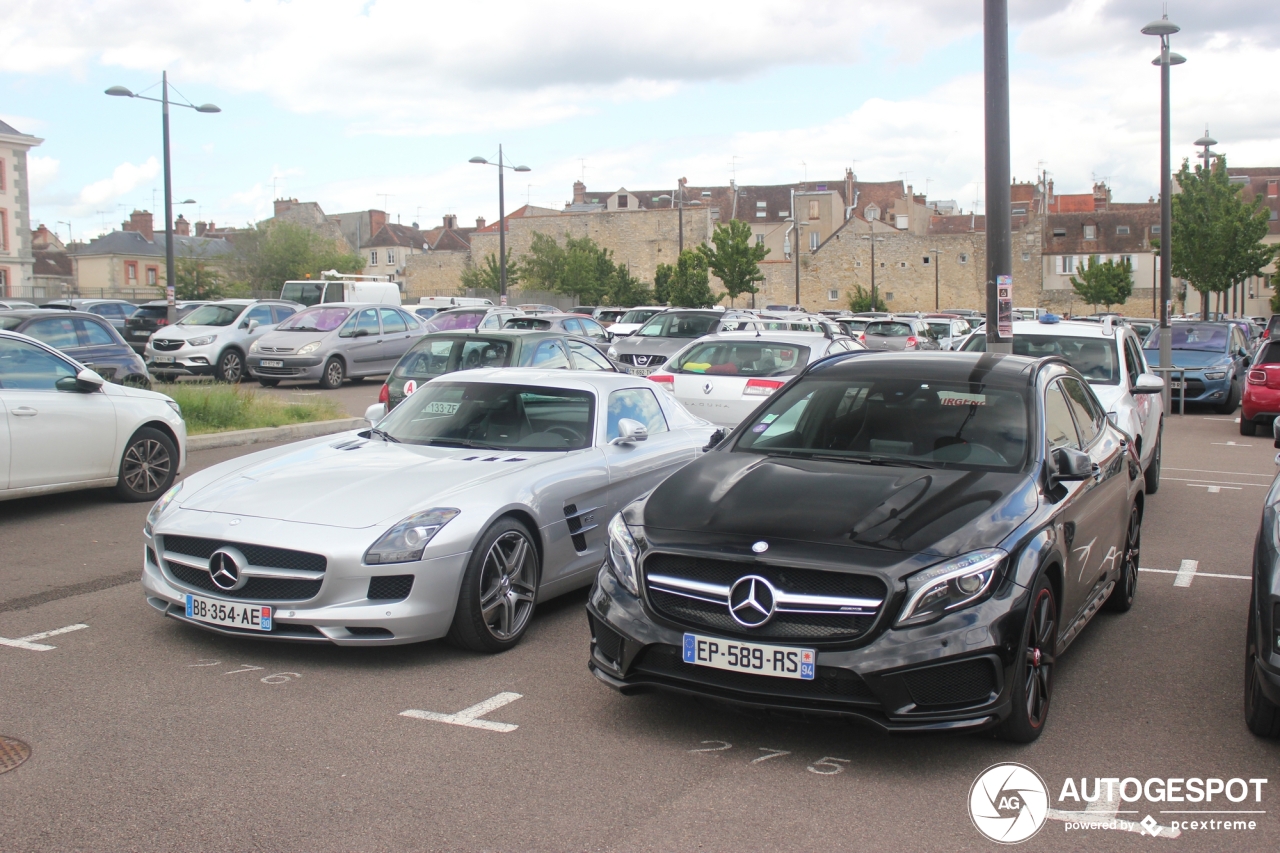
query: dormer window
[
  {"left": 616, "top": 194, "right": 628, "bottom": 208},
  {"left": 1083, "top": 224, "right": 1097, "bottom": 240},
  {"left": 865, "top": 204, "right": 880, "bottom": 221}
]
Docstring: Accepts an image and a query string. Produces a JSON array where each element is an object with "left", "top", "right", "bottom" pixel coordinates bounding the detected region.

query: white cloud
[
  {"left": 71, "top": 157, "right": 161, "bottom": 216},
  {"left": 27, "top": 156, "right": 60, "bottom": 192}
]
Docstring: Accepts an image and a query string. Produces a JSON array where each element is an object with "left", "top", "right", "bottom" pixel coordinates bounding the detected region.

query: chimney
[
  {"left": 195, "top": 221, "right": 207, "bottom": 237},
  {"left": 443, "top": 213, "right": 458, "bottom": 230},
  {"left": 369, "top": 209, "right": 387, "bottom": 236},
  {"left": 125, "top": 210, "right": 154, "bottom": 241},
  {"left": 32, "top": 224, "right": 51, "bottom": 248},
  {"left": 572, "top": 180, "right": 586, "bottom": 204},
  {"left": 476, "top": 216, "right": 487, "bottom": 230},
  {"left": 273, "top": 198, "right": 297, "bottom": 217},
  {"left": 174, "top": 214, "right": 191, "bottom": 236},
  {"left": 845, "top": 168, "right": 854, "bottom": 205}
]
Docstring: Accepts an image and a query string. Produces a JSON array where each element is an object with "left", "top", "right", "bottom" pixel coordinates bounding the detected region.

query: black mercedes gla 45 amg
[{"left": 588, "top": 351, "right": 1145, "bottom": 741}]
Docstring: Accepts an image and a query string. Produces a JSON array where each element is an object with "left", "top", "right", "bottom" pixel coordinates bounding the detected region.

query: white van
[
  {"left": 280, "top": 276, "right": 402, "bottom": 307},
  {"left": 418, "top": 296, "right": 494, "bottom": 308}
]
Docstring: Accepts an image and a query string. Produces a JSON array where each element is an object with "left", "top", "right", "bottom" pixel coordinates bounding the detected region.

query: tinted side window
[
  {"left": 528, "top": 340, "right": 570, "bottom": 369},
  {"left": 568, "top": 340, "right": 612, "bottom": 370},
  {"left": 0, "top": 338, "right": 78, "bottom": 390},
  {"left": 478, "top": 312, "right": 503, "bottom": 330},
  {"left": 379, "top": 308, "right": 408, "bottom": 334},
  {"left": 606, "top": 388, "right": 669, "bottom": 440},
  {"left": 562, "top": 318, "right": 584, "bottom": 335},
  {"left": 581, "top": 318, "right": 606, "bottom": 338},
  {"left": 22, "top": 317, "right": 81, "bottom": 349},
  {"left": 271, "top": 305, "right": 297, "bottom": 324},
  {"left": 1045, "top": 382, "right": 1081, "bottom": 450},
  {"left": 75, "top": 318, "right": 117, "bottom": 346},
  {"left": 246, "top": 305, "right": 274, "bottom": 327},
  {"left": 1061, "top": 377, "right": 1102, "bottom": 445}
]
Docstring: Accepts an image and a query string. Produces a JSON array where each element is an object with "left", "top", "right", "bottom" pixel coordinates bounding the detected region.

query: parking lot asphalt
[{"left": 2, "top": 409, "right": 1278, "bottom": 851}]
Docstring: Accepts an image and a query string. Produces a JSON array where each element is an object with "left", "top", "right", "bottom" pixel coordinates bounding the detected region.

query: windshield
[
  {"left": 734, "top": 376, "right": 1030, "bottom": 472},
  {"left": 276, "top": 306, "right": 351, "bottom": 332},
  {"left": 619, "top": 309, "right": 660, "bottom": 325},
  {"left": 636, "top": 313, "right": 719, "bottom": 338},
  {"left": 0, "top": 316, "right": 22, "bottom": 331},
  {"left": 133, "top": 306, "right": 171, "bottom": 320},
  {"left": 1145, "top": 324, "right": 1231, "bottom": 353},
  {"left": 394, "top": 337, "right": 512, "bottom": 379},
  {"left": 178, "top": 304, "right": 242, "bottom": 327},
  {"left": 281, "top": 281, "right": 325, "bottom": 307},
  {"left": 376, "top": 382, "right": 595, "bottom": 451},
  {"left": 597, "top": 310, "right": 626, "bottom": 323},
  {"left": 504, "top": 317, "right": 551, "bottom": 331},
  {"left": 671, "top": 340, "right": 810, "bottom": 377},
  {"left": 865, "top": 321, "right": 915, "bottom": 337},
  {"left": 962, "top": 332, "right": 1121, "bottom": 385},
  {"left": 425, "top": 310, "right": 483, "bottom": 332}
]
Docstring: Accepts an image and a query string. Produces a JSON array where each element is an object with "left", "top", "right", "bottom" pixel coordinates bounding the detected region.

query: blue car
[{"left": 1143, "top": 321, "right": 1252, "bottom": 414}]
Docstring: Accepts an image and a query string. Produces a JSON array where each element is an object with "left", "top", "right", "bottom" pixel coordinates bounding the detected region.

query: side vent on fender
[{"left": 563, "top": 503, "right": 601, "bottom": 553}]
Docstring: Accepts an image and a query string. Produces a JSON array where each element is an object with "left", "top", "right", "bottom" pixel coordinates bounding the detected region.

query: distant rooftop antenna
[
  {"left": 578, "top": 158, "right": 587, "bottom": 181},
  {"left": 729, "top": 154, "right": 739, "bottom": 183}
]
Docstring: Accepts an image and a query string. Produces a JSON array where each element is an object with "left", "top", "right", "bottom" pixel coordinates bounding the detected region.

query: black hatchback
[
  {"left": 122, "top": 300, "right": 209, "bottom": 353},
  {"left": 0, "top": 309, "right": 151, "bottom": 387},
  {"left": 589, "top": 352, "right": 1144, "bottom": 741}
]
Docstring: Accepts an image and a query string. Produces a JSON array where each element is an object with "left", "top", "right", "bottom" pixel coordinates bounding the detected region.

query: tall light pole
[
  {"left": 657, "top": 183, "right": 701, "bottom": 255},
  {"left": 861, "top": 235, "right": 885, "bottom": 311},
  {"left": 930, "top": 248, "right": 941, "bottom": 310},
  {"left": 469, "top": 146, "right": 530, "bottom": 304},
  {"left": 785, "top": 218, "right": 807, "bottom": 308},
  {"left": 106, "top": 74, "right": 219, "bottom": 324},
  {"left": 1142, "top": 13, "right": 1185, "bottom": 414},
  {"left": 983, "top": 0, "right": 1013, "bottom": 353}
]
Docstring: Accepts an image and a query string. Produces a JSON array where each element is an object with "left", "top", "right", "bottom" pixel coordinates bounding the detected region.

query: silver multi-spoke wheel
[
  {"left": 478, "top": 531, "right": 537, "bottom": 640},
  {"left": 217, "top": 350, "right": 243, "bottom": 383},
  {"left": 115, "top": 428, "right": 178, "bottom": 502}
]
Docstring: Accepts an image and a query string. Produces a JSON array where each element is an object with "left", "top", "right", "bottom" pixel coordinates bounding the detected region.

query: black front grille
[
  {"left": 162, "top": 535, "right": 326, "bottom": 573},
  {"left": 622, "top": 354, "right": 665, "bottom": 368},
  {"left": 167, "top": 562, "right": 322, "bottom": 601},
  {"left": 901, "top": 658, "right": 997, "bottom": 708},
  {"left": 151, "top": 339, "right": 184, "bottom": 352},
  {"left": 632, "top": 644, "right": 878, "bottom": 705},
  {"left": 367, "top": 575, "right": 414, "bottom": 601},
  {"left": 346, "top": 626, "right": 394, "bottom": 637},
  {"left": 146, "top": 546, "right": 158, "bottom": 567},
  {"left": 643, "top": 553, "right": 885, "bottom": 642},
  {"left": 1177, "top": 378, "right": 1206, "bottom": 398},
  {"left": 253, "top": 365, "right": 308, "bottom": 376}
]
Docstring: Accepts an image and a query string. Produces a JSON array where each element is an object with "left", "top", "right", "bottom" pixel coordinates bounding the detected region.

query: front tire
[
  {"left": 319, "top": 357, "right": 345, "bottom": 390},
  {"left": 114, "top": 427, "right": 178, "bottom": 502},
  {"left": 446, "top": 518, "right": 539, "bottom": 653},
  {"left": 995, "top": 572, "right": 1057, "bottom": 743},
  {"left": 215, "top": 349, "right": 245, "bottom": 383},
  {"left": 1144, "top": 429, "right": 1162, "bottom": 494},
  {"left": 1104, "top": 503, "right": 1140, "bottom": 612},
  {"left": 1216, "top": 379, "right": 1240, "bottom": 415},
  {"left": 1245, "top": 595, "right": 1280, "bottom": 737}
]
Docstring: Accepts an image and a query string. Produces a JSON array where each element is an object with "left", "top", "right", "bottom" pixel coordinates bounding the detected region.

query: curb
[{"left": 187, "top": 417, "right": 368, "bottom": 452}]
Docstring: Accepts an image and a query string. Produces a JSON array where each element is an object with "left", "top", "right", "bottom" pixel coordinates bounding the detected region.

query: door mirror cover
[
  {"left": 1132, "top": 373, "right": 1165, "bottom": 395},
  {"left": 1051, "top": 446, "right": 1092, "bottom": 480},
  {"left": 611, "top": 418, "right": 649, "bottom": 445},
  {"left": 353, "top": 328, "right": 370, "bottom": 338},
  {"left": 246, "top": 319, "right": 260, "bottom": 333},
  {"left": 71, "top": 367, "right": 106, "bottom": 392},
  {"left": 364, "top": 402, "right": 387, "bottom": 425}
]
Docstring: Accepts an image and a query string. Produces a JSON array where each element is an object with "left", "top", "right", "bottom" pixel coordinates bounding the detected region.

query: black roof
[{"left": 807, "top": 351, "right": 1044, "bottom": 389}]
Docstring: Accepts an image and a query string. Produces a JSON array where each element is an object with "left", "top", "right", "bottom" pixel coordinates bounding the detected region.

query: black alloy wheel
[
  {"left": 1245, "top": 594, "right": 1280, "bottom": 737},
  {"left": 216, "top": 349, "right": 244, "bottom": 383},
  {"left": 320, "top": 357, "right": 345, "bottom": 390},
  {"left": 995, "top": 574, "right": 1057, "bottom": 743},
  {"left": 1104, "top": 503, "right": 1141, "bottom": 612},
  {"left": 114, "top": 427, "right": 177, "bottom": 502},
  {"left": 1144, "top": 429, "right": 1162, "bottom": 494},
  {"left": 446, "top": 517, "right": 539, "bottom": 653}
]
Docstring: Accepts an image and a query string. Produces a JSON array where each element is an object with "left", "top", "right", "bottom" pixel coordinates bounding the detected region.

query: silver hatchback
[{"left": 247, "top": 302, "right": 428, "bottom": 388}]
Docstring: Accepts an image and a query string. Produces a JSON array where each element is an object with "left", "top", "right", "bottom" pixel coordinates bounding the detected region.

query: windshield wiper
[
  {"left": 366, "top": 427, "right": 400, "bottom": 443},
  {"left": 425, "top": 437, "right": 505, "bottom": 450},
  {"left": 764, "top": 450, "right": 939, "bottom": 468}
]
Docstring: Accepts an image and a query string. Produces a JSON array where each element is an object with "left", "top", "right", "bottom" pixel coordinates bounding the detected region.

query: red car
[{"left": 1241, "top": 340, "right": 1280, "bottom": 435}]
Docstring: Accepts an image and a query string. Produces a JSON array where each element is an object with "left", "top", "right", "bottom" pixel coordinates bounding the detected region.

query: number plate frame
[
  {"left": 185, "top": 594, "right": 273, "bottom": 631},
  {"left": 682, "top": 632, "right": 815, "bottom": 680},
  {"left": 152, "top": 355, "right": 176, "bottom": 364},
  {"left": 627, "top": 366, "right": 657, "bottom": 376},
  {"left": 260, "top": 360, "right": 284, "bottom": 368}
]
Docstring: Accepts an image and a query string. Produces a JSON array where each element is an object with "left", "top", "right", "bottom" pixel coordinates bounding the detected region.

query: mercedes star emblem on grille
[
  {"left": 729, "top": 575, "right": 777, "bottom": 627},
  {"left": 208, "top": 548, "right": 248, "bottom": 591}
]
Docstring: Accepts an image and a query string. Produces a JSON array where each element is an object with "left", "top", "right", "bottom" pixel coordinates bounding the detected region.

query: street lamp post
[
  {"left": 1194, "top": 129, "right": 1218, "bottom": 172},
  {"left": 930, "top": 248, "right": 941, "bottom": 310},
  {"left": 785, "top": 218, "right": 807, "bottom": 307},
  {"left": 1142, "top": 13, "right": 1185, "bottom": 415},
  {"left": 861, "top": 235, "right": 885, "bottom": 310},
  {"left": 983, "top": 0, "right": 1013, "bottom": 354},
  {"left": 657, "top": 184, "right": 701, "bottom": 256},
  {"left": 469, "top": 146, "right": 531, "bottom": 304},
  {"left": 106, "top": 73, "right": 219, "bottom": 324}
]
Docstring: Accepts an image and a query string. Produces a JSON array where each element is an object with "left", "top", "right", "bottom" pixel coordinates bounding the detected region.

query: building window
[
  {"left": 1022, "top": 251, "right": 1031, "bottom": 261},
  {"left": 0, "top": 268, "right": 7, "bottom": 294},
  {"left": 756, "top": 201, "right": 766, "bottom": 208},
  {"left": 1012, "top": 207, "right": 1027, "bottom": 215},
  {"left": 885, "top": 292, "right": 894, "bottom": 301},
  {"left": 701, "top": 191, "right": 711, "bottom": 198},
  {"left": 1083, "top": 224, "right": 1097, "bottom": 240},
  {"left": 755, "top": 234, "right": 764, "bottom": 245},
  {"left": 854, "top": 260, "right": 862, "bottom": 268},
  {"left": 865, "top": 204, "right": 880, "bottom": 221},
  {"left": 1121, "top": 254, "right": 1133, "bottom": 266},
  {"left": 783, "top": 236, "right": 791, "bottom": 259},
  {"left": 616, "top": 194, "right": 628, "bottom": 208},
  {"left": 922, "top": 256, "right": 930, "bottom": 265},
  {"left": 1151, "top": 225, "right": 1161, "bottom": 235},
  {"left": 1272, "top": 209, "right": 1279, "bottom": 222},
  {"left": 125, "top": 261, "right": 138, "bottom": 281},
  {"left": 0, "top": 209, "right": 6, "bottom": 251},
  {"left": 1052, "top": 228, "right": 1066, "bottom": 237},
  {"left": 387, "top": 249, "right": 396, "bottom": 265},
  {"left": 756, "top": 211, "right": 766, "bottom": 218},
  {"left": 1054, "top": 255, "right": 1076, "bottom": 275},
  {"left": 0, "top": 158, "right": 5, "bottom": 192},
  {"left": 146, "top": 266, "right": 158, "bottom": 286},
  {"left": 827, "top": 289, "right": 839, "bottom": 302},
  {"left": 370, "top": 250, "right": 378, "bottom": 265},
  {"left": 899, "top": 261, "right": 907, "bottom": 268},
  {"left": 958, "top": 253, "right": 968, "bottom": 264},
  {"left": 809, "top": 231, "right": 819, "bottom": 251},
  {"left": 1116, "top": 225, "right": 1130, "bottom": 235},
  {"left": 808, "top": 200, "right": 820, "bottom": 220}
]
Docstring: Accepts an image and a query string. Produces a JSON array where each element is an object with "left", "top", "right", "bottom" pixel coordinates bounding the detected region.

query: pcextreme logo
[{"left": 969, "top": 763, "right": 1050, "bottom": 844}]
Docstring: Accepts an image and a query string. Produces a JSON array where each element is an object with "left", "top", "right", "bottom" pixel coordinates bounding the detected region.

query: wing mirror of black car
[
  {"left": 56, "top": 368, "right": 106, "bottom": 393},
  {"left": 1050, "top": 446, "right": 1093, "bottom": 481},
  {"left": 611, "top": 418, "right": 649, "bottom": 445},
  {"left": 703, "top": 427, "right": 728, "bottom": 452}
]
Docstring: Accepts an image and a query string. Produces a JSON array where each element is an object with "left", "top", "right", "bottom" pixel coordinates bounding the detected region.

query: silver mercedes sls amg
[{"left": 141, "top": 369, "right": 717, "bottom": 651}]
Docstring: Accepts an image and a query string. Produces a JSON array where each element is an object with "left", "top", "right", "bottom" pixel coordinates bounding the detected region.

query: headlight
[
  {"left": 249, "top": 340, "right": 261, "bottom": 353},
  {"left": 165, "top": 399, "right": 181, "bottom": 416},
  {"left": 607, "top": 346, "right": 618, "bottom": 359},
  {"left": 364, "top": 508, "right": 460, "bottom": 564},
  {"left": 187, "top": 335, "right": 216, "bottom": 346},
  {"left": 1203, "top": 370, "right": 1227, "bottom": 380},
  {"left": 297, "top": 341, "right": 323, "bottom": 356},
  {"left": 895, "top": 548, "right": 1005, "bottom": 628},
  {"left": 145, "top": 482, "right": 183, "bottom": 536},
  {"left": 607, "top": 513, "right": 640, "bottom": 594}
]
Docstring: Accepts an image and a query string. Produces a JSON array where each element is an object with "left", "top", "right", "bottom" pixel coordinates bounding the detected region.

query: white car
[
  {"left": 645, "top": 331, "right": 865, "bottom": 428},
  {"left": 961, "top": 316, "right": 1165, "bottom": 492},
  {"left": 607, "top": 306, "right": 667, "bottom": 338},
  {"left": 147, "top": 299, "right": 300, "bottom": 383},
  {"left": 0, "top": 330, "right": 187, "bottom": 502}
]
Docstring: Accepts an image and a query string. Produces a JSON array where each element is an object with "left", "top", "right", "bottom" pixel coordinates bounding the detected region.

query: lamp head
[
  {"left": 469, "top": 156, "right": 489, "bottom": 164},
  {"left": 1141, "top": 19, "right": 1180, "bottom": 37},
  {"left": 105, "top": 86, "right": 134, "bottom": 97},
  {"left": 514, "top": 165, "right": 531, "bottom": 172},
  {"left": 195, "top": 103, "right": 221, "bottom": 113},
  {"left": 1194, "top": 135, "right": 1218, "bottom": 147}
]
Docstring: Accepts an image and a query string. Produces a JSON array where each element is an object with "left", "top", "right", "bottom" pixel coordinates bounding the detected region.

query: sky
[{"left": 2, "top": 0, "right": 1278, "bottom": 243}]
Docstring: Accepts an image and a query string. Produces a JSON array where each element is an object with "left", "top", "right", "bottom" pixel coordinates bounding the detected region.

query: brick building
[{"left": 0, "top": 119, "right": 43, "bottom": 297}]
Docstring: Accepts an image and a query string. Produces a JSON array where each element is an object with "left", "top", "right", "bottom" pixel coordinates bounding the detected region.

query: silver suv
[{"left": 146, "top": 299, "right": 301, "bottom": 382}]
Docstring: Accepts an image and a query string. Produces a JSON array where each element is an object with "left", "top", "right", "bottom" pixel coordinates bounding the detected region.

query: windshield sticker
[
  {"left": 939, "top": 391, "right": 987, "bottom": 407},
  {"left": 752, "top": 423, "right": 769, "bottom": 433},
  {"left": 761, "top": 413, "right": 779, "bottom": 423}
]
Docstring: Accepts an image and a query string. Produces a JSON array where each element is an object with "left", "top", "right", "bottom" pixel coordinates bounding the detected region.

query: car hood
[
  {"left": 153, "top": 324, "right": 234, "bottom": 341},
  {"left": 1148, "top": 349, "right": 1232, "bottom": 369},
  {"left": 178, "top": 434, "right": 564, "bottom": 528},
  {"left": 643, "top": 451, "right": 1038, "bottom": 558},
  {"left": 253, "top": 329, "right": 329, "bottom": 350}
]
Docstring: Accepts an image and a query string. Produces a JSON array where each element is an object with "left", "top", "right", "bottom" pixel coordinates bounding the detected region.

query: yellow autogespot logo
[{"left": 969, "top": 763, "right": 1050, "bottom": 844}]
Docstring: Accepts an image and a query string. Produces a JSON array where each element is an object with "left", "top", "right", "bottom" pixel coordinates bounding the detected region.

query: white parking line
[
  {"left": 400, "top": 692, "right": 523, "bottom": 733},
  {"left": 1169, "top": 477, "right": 1262, "bottom": 488},
  {"left": 1139, "top": 567, "right": 1250, "bottom": 581},
  {"left": 1166, "top": 468, "right": 1273, "bottom": 478},
  {"left": 1174, "top": 559, "right": 1199, "bottom": 587},
  {"left": 0, "top": 623, "right": 88, "bottom": 651},
  {"left": 1211, "top": 441, "right": 1252, "bottom": 447}
]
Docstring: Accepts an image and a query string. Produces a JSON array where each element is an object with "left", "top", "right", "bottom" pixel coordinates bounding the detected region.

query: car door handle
[{"left": 11, "top": 407, "right": 37, "bottom": 417}]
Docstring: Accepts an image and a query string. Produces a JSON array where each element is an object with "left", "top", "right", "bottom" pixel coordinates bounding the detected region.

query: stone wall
[{"left": 402, "top": 250, "right": 472, "bottom": 298}]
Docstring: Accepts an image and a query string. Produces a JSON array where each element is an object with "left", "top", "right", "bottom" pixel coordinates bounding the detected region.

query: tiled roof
[
  {"left": 0, "top": 119, "right": 36, "bottom": 138},
  {"left": 76, "top": 230, "right": 233, "bottom": 258},
  {"left": 431, "top": 229, "right": 473, "bottom": 252},
  {"left": 366, "top": 223, "right": 428, "bottom": 249},
  {"left": 928, "top": 215, "right": 986, "bottom": 235},
  {"left": 1044, "top": 206, "right": 1160, "bottom": 254},
  {"left": 1049, "top": 194, "right": 1097, "bottom": 213},
  {"left": 474, "top": 205, "right": 563, "bottom": 232},
  {"left": 1226, "top": 169, "right": 1280, "bottom": 236},
  {"left": 33, "top": 250, "right": 73, "bottom": 278}
]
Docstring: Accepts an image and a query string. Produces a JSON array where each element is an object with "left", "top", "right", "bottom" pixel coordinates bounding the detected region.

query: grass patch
[{"left": 156, "top": 382, "right": 348, "bottom": 435}]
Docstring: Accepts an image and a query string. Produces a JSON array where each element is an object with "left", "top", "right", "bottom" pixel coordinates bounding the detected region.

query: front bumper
[
  {"left": 1169, "top": 370, "right": 1231, "bottom": 405},
  {"left": 587, "top": 566, "right": 1017, "bottom": 732},
  {"left": 146, "top": 341, "right": 220, "bottom": 376},
  {"left": 142, "top": 513, "right": 471, "bottom": 646},
  {"left": 247, "top": 355, "right": 324, "bottom": 380}
]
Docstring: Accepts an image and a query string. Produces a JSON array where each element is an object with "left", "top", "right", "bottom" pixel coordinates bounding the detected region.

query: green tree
[
  {"left": 1171, "top": 156, "right": 1278, "bottom": 319},
  {"left": 174, "top": 256, "right": 233, "bottom": 300},
  {"left": 653, "top": 263, "right": 675, "bottom": 305},
  {"left": 232, "top": 221, "right": 364, "bottom": 293},
  {"left": 1069, "top": 255, "right": 1134, "bottom": 311},
  {"left": 697, "top": 219, "right": 769, "bottom": 306},
  {"left": 666, "top": 250, "right": 722, "bottom": 308},
  {"left": 846, "top": 285, "right": 886, "bottom": 313},
  {"left": 517, "top": 233, "right": 567, "bottom": 292},
  {"left": 459, "top": 250, "right": 517, "bottom": 292},
  {"left": 602, "top": 263, "right": 653, "bottom": 307},
  {"left": 516, "top": 232, "right": 647, "bottom": 306}
]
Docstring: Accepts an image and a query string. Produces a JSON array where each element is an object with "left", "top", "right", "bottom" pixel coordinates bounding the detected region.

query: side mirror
[
  {"left": 364, "top": 402, "right": 387, "bottom": 425},
  {"left": 703, "top": 427, "right": 728, "bottom": 452},
  {"left": 246, "top": 319, "right": 260, "bottom": 333},
  {"left": 610, "top": 418, "right": 649, "bottom": 445},
  {"left": 1051, "top": 446, "right": 1093, "bottom": 481},
  {"left": 353, "top": 328, "right": 370, "bottom": 338},
  {"left": 56, "top": 368, "right": 105, "bottom": 393},
  {"left": 1132, "top": 373, "right": 1165, "bottom": 395}
]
